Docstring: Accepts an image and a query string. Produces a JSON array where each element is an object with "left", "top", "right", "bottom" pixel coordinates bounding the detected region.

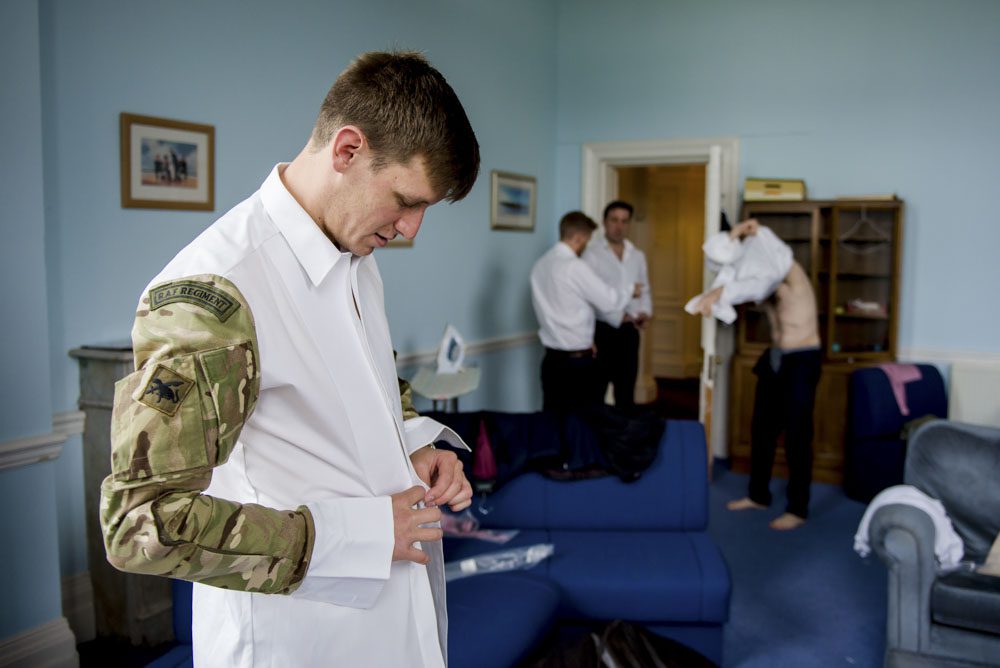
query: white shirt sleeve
[
  {"left": 292, "top": 496, "right": 394, "bottom": 608},
  {"left": 575, "top": 260, "right": 631, "bottom": 320}
]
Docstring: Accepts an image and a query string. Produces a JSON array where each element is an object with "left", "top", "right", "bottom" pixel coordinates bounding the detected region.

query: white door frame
[{"left": 581, "top": 137, "right": 740, "bottom": 459}]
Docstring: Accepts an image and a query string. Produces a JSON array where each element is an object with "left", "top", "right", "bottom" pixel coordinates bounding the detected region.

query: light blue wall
[
  {"left": 555, "top": 0, "right": 1000, "bottom": 354},
  {"left": 35, "top": 0, "right": 557, "bottom": 591},
  {"left": 0, "top": 465, "right": 63, "bottom": 638},
  {"left": 43, "top": 0, "right": 557, "bottom": 416},
  {"left": 0, "top": 0, "right": 63, "bottom": 640}
]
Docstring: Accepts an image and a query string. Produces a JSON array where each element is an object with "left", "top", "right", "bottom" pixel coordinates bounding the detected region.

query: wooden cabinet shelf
[
  {"left": 730, "top": 198, "right": 903, "bottom": 485},
  {"left": 836, "top": 312, "right": 889, "bottom": 321}
]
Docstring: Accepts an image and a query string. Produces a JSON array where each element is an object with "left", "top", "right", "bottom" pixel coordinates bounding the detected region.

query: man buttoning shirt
[
  {"left": 688, "top": 219, "right": 821, "bottom": 531},
  {"left": 583, "top": 200, "right": 652, "bottom": 409},
  {"left": 101, "top": 51, "right": 480, "bottom": 667},
  {"left": 530, "top": 211, "right": 639, "bottom": 414}
]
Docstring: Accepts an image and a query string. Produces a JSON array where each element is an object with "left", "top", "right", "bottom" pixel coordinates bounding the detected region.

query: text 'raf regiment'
[{"left": 148, "top": 280, "right": 241, "bottom": 322}]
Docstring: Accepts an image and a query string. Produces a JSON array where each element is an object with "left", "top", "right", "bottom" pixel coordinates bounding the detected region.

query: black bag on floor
[{"left": 525, "top": 620, "right": 717, "bottom": 668}]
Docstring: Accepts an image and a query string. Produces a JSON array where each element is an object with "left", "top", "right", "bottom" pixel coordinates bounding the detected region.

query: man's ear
[{"left": 331, "top": 126, "right": 365, "bottom": 174}]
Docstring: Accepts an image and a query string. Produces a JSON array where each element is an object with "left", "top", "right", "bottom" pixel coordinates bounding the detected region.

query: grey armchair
[{"left": 868, "top": 420, "right": 1000, "bottom": 667}]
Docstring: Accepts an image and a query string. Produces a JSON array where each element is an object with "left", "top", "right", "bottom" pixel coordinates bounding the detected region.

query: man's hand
[
  {"left": 730, "top": 218, "right": 759, "bottom": 240},
  {"left": 632, "top": 282, "right": 642, "bottom": 298},
  {"left": 410, "top": 446, "right": 473, "bottom": 511},
  {"left": 694, "top": 286, "right": 724, "bottom": 317},
  {"left": 633, "top": 312, "right": 650, "bottom": 329},
  {"left": 390, "top": 486, "right": 442, "bottom": 565}
]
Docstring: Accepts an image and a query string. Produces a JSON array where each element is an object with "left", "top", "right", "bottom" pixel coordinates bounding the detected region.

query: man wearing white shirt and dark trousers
[
  {"left": 531, "top": 211, "right": 639, "bottom": 414},
  {"left": 101, "top": 52, "right": 478, "bottom": 667},
  {"left": 583, "top": 201, "right": 652, "bottom": 410}
]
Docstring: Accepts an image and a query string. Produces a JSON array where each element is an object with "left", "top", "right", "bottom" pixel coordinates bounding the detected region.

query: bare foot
[
  {"left": 726, "top": 497, "right": 767, "bottom": 511},
  {"left": 769, "top": 513, "right": 806, "bottom": 531}
]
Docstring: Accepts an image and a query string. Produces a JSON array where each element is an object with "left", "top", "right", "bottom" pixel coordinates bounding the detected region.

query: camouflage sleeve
[
  {"left": 100, "top": 275, "right": 315, "bottom": 595},
  {"left": 398, "top": 374, "right": 420, "bottom": 421}
]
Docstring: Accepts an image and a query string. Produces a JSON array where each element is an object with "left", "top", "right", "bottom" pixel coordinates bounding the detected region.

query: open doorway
[
  {"left": 581, "top": 137, "right": 740, "bottom": 462},
  {"left": 616, "top": 164, "right": 704, "bottom": 420}
]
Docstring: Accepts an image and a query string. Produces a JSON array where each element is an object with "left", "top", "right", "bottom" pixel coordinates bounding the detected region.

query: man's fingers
[
  {"left": 414, "top": 505, "right": 442, "bottom": 525},
  {"left": 448, "top": 480, "right": 474, "bottom": 512},
  {"left": 435, "top": 469, "right": 465, "bottom": 506},
  {"left": 426, "top": 454, "right": 461, "bottom": 503},
  {"left": 449, "top": 498, "right": 473, "bottom": 512},
  {"left": 401, "top": 545, "right": 430, "bottom": 565},
  {"left": 413, "top": 526, "right": 444, "bottom": 543},
  {"left": 397, "top": 485, "right": 426, "bottom": 507}
]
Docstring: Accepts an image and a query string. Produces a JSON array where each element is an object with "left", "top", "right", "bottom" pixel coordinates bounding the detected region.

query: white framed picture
[{"left": 490, "top": 170, "right": 536, "bottom": 231}]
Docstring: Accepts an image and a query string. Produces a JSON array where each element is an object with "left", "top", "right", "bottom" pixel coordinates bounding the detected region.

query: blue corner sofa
[{"left": 150, "top": 418, "right": 731, "bottom": 667}]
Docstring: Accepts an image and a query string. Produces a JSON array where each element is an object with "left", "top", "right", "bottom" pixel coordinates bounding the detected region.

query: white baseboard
[
  {"left": 61, "top": 572, "right": 95, "bottom": 644},
  {"left": 0, "top": 617, "right": 78, "bottom": 668}
]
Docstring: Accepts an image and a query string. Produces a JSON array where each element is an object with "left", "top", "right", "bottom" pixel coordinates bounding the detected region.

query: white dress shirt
[
  {"left": 530, "top": 241, "right": 632, "bottom": 351},
  {"left": 684, "top": 226, "right": 793, "bottom": 324},
  {"left": 148, "top": 165, "right": 464, "bottom": 667},
  {"left": 582, "top": 236, "right": 653, "bottom": 326}
]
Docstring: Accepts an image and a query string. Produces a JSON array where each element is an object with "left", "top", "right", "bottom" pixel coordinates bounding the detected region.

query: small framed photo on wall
[
  {"left": 120, "top": 113, "right": 215, "bottom": 211},
  {"left": 490, "top": 170, "right": 536, "bottom": 231}
]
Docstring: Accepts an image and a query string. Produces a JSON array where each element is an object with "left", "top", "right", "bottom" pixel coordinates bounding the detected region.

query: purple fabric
[{"left": 878, "top": 363, "right": 923, "bottom": 416}]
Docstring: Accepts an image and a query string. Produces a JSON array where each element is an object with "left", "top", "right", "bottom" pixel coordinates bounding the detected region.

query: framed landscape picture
[
  {"left": 490, "top": 170, "right": 536, "bottom": 231},
  {"left": 120, "top": 113, "right": 215, "bottom": 211}
]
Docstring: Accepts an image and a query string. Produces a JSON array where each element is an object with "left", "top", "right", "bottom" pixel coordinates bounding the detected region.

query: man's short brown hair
[
  {"left": 311, "top": 50, "right": 480, "bottom": 202},
  {"left": 559, "top": 211, "right": 598, "bottom": 239}
]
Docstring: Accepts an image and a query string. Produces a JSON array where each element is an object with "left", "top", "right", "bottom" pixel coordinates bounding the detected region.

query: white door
[{"left": 699, "top": 146, "right": 723, "bottom": 424}]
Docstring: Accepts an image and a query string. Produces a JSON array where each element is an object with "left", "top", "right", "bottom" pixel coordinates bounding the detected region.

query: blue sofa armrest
[{"left": 470, "top": 419, "right": 708, "bottom": 532}]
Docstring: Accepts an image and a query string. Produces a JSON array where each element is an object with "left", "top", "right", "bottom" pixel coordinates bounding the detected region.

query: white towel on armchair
[{"left": 854, "top": 484, "right": 964, "bottom": 568}]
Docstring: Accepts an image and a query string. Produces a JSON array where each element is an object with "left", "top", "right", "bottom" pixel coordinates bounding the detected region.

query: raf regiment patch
[
  {"left": 138, "top": 364, "right": 195, "bottom": 416},
  {"left": 148, "top": 280, "right": 241, "bottom": 322}
]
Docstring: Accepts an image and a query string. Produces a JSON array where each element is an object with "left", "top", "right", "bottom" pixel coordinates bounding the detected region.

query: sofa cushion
[
  {"left": 545, "top": 530, "right": 730, "bottom": 624},
  {"left": 444, "top": 529, "right": 730, "bottom": 625},
  {"left": 931, "top": 569, "right": 1000, "bottom": 636},
  {"left": 470, "top": 419, "right": 709, "bottom": 532},
  {"left": 448, "top": 572, "right": 559, "bottom": 668}
]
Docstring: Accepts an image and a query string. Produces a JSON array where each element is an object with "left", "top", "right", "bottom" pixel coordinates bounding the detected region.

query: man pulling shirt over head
[
  {"left": 583, "top": 200, "right": 652, "bottom": 409},
  {"left": 530, "top": 211, "right": 639, "bottom": 414},
  {"left": 688, "top": 219, "right": 821, "bottom": 531},
  {"left": 101, "top": 51, "right": 479, "bottom": 667}
]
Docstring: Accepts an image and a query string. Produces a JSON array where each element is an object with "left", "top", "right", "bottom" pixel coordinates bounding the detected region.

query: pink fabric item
[
  {"left": 878, "top": 364, "right": 923, "bottom": 416},
  {"left": 472, "top": 419, "right": 497, "bottom": 481}
]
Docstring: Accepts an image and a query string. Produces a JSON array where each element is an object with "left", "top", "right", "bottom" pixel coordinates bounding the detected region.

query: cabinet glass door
[{"left": 829, "top": 205, "right": 898, "bottom": 358}]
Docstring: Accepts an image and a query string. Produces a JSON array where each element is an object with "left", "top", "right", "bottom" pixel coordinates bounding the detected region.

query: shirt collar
[
  {"left": 599, "top": 235, "right": 634, "bottom": 255},
  {"left": 260, "top": 163, "right": 350, "bottom": 286},
  {"left": 556, "top": 241, "right": 577, "bottom": 257}
]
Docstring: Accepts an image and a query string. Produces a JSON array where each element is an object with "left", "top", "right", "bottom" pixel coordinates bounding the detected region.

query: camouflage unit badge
[
  {"left": 138, "top": 364, "right": 195, "bottom": 416},
  {"left": 149, "top": 280, "right": 241, "bottom": 322}
]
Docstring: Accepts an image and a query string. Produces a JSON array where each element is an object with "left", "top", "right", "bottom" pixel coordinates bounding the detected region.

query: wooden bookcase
[{"left": 728, "top": 199, "right": 903, "bottom": 484}]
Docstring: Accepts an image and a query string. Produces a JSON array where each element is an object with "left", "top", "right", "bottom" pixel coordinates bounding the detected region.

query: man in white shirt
[
  {"left": 583, "top": 201, "right": 652, "bottom": 410},
  {"left": 530, "top": 211, "right": 639, "bottom": 413},
  {"left": 101, "top": 51, "right": 479, "bottom": 666}
]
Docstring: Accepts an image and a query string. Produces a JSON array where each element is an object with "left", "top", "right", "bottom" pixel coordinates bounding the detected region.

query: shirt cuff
[
  {"left": 403, "top": 416, "right": 472, "bottom": 456},
  {"left": 291, "top": 496, "right": 393, "bottom": 608}
]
